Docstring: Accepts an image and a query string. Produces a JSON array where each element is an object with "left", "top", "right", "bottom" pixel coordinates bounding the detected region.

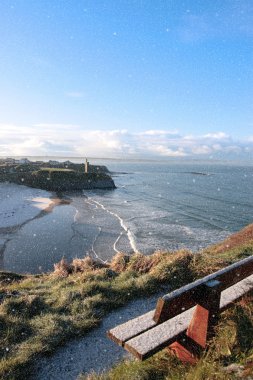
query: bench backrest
[{"left": 154, "top": 255, "right": 253, "bottom": 323}]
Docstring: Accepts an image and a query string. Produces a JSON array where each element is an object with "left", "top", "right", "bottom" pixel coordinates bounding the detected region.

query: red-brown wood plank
[{"left": 154, "top": 255, "right": 253, "bottom": 323}]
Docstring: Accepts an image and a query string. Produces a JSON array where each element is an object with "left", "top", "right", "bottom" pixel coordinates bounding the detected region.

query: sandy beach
[
  {"left": 0, "top": 183, "right": 69, "bottom": 271},
  {"left": 0, "top": 184, "right": 132, "bottom": 274},
  {"left": 0, "top": 183, "right": 55, "bottom": 229}
]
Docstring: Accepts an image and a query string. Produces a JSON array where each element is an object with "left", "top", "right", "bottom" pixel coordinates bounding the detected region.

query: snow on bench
[{"left": 107, "top": 255, "right": 253, "bottom": 362}]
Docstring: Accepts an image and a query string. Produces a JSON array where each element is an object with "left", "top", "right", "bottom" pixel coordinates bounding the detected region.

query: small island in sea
[{"left": 0, "top": 157, "right": 116, "bottom": 191}]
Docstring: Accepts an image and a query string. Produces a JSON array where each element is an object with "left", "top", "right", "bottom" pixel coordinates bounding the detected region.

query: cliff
[
  {"left": 18, "top": 170, "right": 116, "bottom": 191},
  {"left": 0, "top": 163, "right": 116, "bottom": 191}
]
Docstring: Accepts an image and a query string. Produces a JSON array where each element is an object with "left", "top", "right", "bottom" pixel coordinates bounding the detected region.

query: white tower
[{"left": 85, "top": 158, "right": 89, "bottom": 173}]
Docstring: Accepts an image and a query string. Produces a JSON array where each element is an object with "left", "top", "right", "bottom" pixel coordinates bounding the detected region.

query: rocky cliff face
[
  {"left": 30, "top": 171, "right": 116, "bottom": 191},
  {"left": 0, "top": 170, "right": 116, "bottom": 191},
  {"left": 92, "top": 178, "right": 116, "bottom": 189}
]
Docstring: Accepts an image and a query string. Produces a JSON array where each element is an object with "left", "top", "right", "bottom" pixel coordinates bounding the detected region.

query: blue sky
[{"left": 0, "top": 0, "right": 253, "bottom": 159}]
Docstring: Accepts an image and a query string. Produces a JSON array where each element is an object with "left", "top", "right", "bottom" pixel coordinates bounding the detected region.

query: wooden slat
[
  {"left": 107, "top": 310, "right": 156, "bottom": 346},
  {"left": 124, "top": 308, "right": 194, "bottom": 360},
  {"left": 115, "top": 275, "right": 253, "bottom": 360},
  {"left": 154, "top": 255, "right": 253, "bottom": 322},
  {"left": 220, "top": 273, "right": 253, "bottom": 310}
]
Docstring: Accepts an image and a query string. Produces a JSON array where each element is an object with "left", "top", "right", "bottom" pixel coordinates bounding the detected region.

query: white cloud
[
  {"left": 191, "top": 145, "right": 212, "bottom": 155},
  {"left": 204, "top": 132, "right": 230, "bottom": 140},
  {"left": 33, "top": 123, "right": 80, "bottom": 129},
  {"left": 0, "top": 124, "right": 252, "bottom": 159},
  {"left": 148, "top": 145, "right": 187, "bottom": 157},
  {"left": 138, "top": 130, "right": 179, "bottom": 136},
  {"left": 223, "top": 145, "right": 242, "bottom": 154},
  {"left": 212, "top": 144, "right": 222, "bottom": 151}
]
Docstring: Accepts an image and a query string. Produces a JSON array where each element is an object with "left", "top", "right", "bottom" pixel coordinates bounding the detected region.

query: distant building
[
  {"left": 5, "top": 157, "right": 16, "bottom": 165},
  {"left": 85, "top": 158, "right": 89, "bottom": 173},
  {"left": 18, "top": 158, "right": 30, "bottom": 164},
  {"left": 49, "top": 160, "right": 59, "bottom": 166}
]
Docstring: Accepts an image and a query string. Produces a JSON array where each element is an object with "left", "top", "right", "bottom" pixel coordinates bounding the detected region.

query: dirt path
[{"left": 34, "top": 290, "right": 168, "bottom": 380}]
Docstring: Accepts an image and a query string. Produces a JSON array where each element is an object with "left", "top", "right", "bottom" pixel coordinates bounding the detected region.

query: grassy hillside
[{"left": 0, "top": 225, "right": 253, "bottom": 379}]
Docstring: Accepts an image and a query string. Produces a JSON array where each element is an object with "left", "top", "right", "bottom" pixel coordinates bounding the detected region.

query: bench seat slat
[
  {"left": 124, "top": 308, "right": 194, "bottom": 360},
  {"left": 220, "top": 274, "right": 253, "bottom": 309},
  {"left": 107, "top": 310, "right": 156, "bottom": 346}
]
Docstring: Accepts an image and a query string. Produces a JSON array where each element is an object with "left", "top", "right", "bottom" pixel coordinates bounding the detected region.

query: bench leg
[
  {"left": 168, "top": 333, "right": 203, "bottom": 364},
  {"left": 168, "top": 280, "right": 222, "bottom": 363},
  {"left": 167, "top": 341, "right": 199, "bottom": 364}
]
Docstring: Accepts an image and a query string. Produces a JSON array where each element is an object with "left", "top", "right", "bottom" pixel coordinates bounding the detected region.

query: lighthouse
[{"left": 85, "top": 158, "right": 89, "bottom": 173}]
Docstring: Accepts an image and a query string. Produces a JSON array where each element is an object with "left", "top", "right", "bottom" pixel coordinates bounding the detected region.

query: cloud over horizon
[{"left": 0, "top": 124, "right": 252, "bottom": 160}]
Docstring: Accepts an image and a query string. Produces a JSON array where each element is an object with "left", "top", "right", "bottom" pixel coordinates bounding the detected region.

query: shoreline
[
  {"left": 0, "top": 176, "right": 251, "bottom": 275},
  {"left": 0, "top": 194, "right": 71, "bottom": 235},
  {"left": 0, "top": 183, "right": 72, "bottom": 273},
  {"left": 33, "top": 196, "right": 72, "bottom": 218}
]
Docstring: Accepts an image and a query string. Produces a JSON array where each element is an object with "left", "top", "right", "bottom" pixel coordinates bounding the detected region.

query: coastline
[
  {"left": 0, "top": 183, "right": 246, "bottom": 275},
  {"left": 0, "top": 197, "right": 70, "bottom": 235},
  {"left": 0, "top": 183, "right": 55, "bottom": 229},
  {"left": 0, "top": 185, "right": 71, "bottom": 235},
  {"left": 33, "top": 196, "right": 72, "bottom": 218},
  {"left": 0, "top": 183, "right": 71, "bottom": 272},
  {"left": 2, "top": 155, "right": 253, "bottom": 275}
]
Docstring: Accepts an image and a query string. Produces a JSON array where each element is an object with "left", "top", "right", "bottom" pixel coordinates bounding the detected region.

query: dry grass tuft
[
  {"left": 72, "top": 256, "right": 107, "bottom": 272},
  {"left": 110, "top": 253, "right": 130, "bottom": 272},
  {"left": 127, "top": 252, "right": 162, "bottom": 274},
  {"left": 53, "top": 258, "right": 71, "bottom": 277},
  {"left": 53, "top": 256, "right": 108, "bottom": 277}
]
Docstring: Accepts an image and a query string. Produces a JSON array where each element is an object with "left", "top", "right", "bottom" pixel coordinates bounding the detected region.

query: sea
[{"left": 2, "top": 158, "right": 253, "bottom": 274}]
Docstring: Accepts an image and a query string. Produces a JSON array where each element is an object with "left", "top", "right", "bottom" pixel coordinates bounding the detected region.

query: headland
[{"left": 0, "top": 157, "right": 116, "bottom": 191}]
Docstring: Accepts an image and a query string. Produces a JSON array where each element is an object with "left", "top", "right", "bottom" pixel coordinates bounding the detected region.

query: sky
[{"left": 0, "top": 0, "right": 253, "bottom": 160}]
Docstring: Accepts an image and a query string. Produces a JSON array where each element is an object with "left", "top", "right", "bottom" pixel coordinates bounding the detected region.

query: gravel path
[{"left": 34, "top": 289, "right": 168, "bottom": 380}]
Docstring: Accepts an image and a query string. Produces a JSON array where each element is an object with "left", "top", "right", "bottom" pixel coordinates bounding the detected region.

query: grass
[
  {"left": 38, "top": 168, "right": 74, "bottom": 172},
  {"left": 0, "top": 224, "right": 253, "bottom": 379}
]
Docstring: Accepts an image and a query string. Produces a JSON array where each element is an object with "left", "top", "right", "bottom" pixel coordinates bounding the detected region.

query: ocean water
[
  {"left": 83, "top": 160, "right": 253, "bottom": 254},
  {"left": 2, "top": 159, "right": 253, "bottom": 274}
]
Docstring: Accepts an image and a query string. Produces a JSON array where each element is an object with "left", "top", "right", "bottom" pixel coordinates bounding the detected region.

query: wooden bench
[{"left": 107, "top": 255, "right": 253, "bottom": 363}]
